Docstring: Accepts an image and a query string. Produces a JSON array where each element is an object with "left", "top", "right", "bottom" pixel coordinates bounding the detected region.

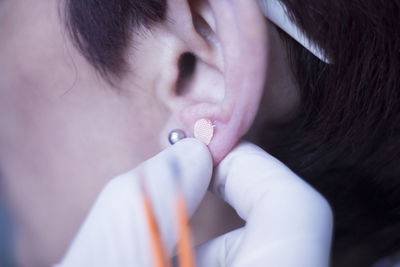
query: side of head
[
  {"left": 0, "top": 0, "right": 298, "bottom": 265},
  {"left": 64, "top": 0, "right": 301, "bottom": 164}
]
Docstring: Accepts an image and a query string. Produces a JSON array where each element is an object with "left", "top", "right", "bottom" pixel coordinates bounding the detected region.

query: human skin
[{"left": 0, "top": 0, "right": 299, "bottom": 265}]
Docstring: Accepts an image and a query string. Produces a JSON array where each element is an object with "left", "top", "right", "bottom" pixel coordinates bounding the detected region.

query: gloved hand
[
  {"left": 57, "top": 138, "right": 213, "bottom": 267},
  {"left": 57, "top": 139, "right": 333, "bottom": 267},
  {"left": 195, "top": 142, "right": 333, "bottom": 267}
]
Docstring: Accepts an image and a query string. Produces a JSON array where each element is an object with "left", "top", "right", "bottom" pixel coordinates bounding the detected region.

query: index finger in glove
[
  {"left": 212, "top": 141, "right": 332, "bottom": 224},
  {"left": 108, "top": 138, "right": 213, "bottom": 251},
  {"left": 210, "top": 142, "right": 333, "bottom": 266},
  {"left": 136, "top": 138, "right": 213, "bottom": 249},
  {"left": 59, "top": 138, "right": 212, "bottom": 267}
]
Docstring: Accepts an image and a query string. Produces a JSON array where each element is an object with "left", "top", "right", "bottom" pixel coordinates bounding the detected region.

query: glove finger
[
  {"left": 138, "top": 138, "right": 213, "bottom": 253},
  {"left": 140, "top": 138, "right": 213, "bottom": 217},
  {"left": 59, "top": 138, "right": 212, "bottom": 266},
  {"left": 211, "top": 141, "right": 301, "bottom": 220},
  {"left": 211, "top": 142, "right": 333, "bottom": 266},
  {"left": 193, "top": 228, "right": 244, "bottom": 267}
]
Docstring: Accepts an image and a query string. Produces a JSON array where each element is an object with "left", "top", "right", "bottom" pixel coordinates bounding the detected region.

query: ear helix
[{"left": 168, "top": 118, "right": 215, "bottom": 146}]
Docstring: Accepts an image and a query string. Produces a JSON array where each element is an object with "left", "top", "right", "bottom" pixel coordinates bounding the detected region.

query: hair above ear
[{"left": 65, "top": 0, "right": 167, "bottom": 80}]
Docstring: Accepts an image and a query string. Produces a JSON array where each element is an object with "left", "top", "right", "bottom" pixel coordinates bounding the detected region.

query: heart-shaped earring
[{"left": 194, "top": 119, "right": 215, "bottom": 146}]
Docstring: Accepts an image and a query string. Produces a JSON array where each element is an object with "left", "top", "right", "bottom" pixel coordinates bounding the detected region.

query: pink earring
[{"left": 194, "top": 119, "right": 215, "bottom": 145}]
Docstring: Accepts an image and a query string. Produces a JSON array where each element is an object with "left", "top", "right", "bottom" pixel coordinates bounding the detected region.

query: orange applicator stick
[
  {"left": 141, "top": 159, "right": 196, "bottom": 267},
  {"left": 176, "top": 193, "right": 196, "bottom": 267},
  {"left": 142, "top": 193, "right": 171, "bottom": 267},
  {"left": 141, "top": 176, "right": 171, "bottom": 267}
]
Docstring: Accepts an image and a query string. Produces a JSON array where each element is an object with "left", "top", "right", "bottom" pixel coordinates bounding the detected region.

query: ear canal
[{"left": 176, "top": 52, "right": 197, "bottom": 96}]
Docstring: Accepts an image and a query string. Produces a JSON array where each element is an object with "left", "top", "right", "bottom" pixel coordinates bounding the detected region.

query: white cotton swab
[{"left": 258, "top": 0, "right": 331, "bottom": 64}]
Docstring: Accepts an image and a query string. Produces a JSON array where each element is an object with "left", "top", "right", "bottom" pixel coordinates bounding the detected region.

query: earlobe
[{"left": 156, "top": 0, "right": 268, "bottom": 164}]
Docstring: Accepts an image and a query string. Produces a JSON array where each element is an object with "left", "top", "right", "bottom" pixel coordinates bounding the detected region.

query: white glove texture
[
  {"left": 195, "top": 141, "right": 333, "bottom": 267},
  {"left": 57, "top": 139, "right": 333, "bottom": 267},
  {"left": 56, "top": 138, "right": 213, "bottom": 267}
]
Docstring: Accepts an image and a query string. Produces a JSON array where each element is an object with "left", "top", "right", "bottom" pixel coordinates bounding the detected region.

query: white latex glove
[
  {"left": 195, "top": 142, "right": 333, "bottom": 267},
  {"left": 57, "top": 138, "right": 213, "bottom": 267}
]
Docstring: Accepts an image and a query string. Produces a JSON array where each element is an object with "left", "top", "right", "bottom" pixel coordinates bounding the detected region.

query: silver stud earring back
[{"left": 168, "top": 129, "right": 186, "bottom": 145}]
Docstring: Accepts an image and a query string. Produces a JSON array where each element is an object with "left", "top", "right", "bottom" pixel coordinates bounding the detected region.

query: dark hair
[
  {"left": 64, "top": 0, "right": 167, "bottom": 79},
  {"left": 266, "top": 1, "right": 400, "bottom": 266},
  {"left": 65, "top": 1, "right": 400, "bottom": 266}
]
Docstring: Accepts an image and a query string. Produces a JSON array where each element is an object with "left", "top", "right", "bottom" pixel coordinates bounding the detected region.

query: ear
[{"left": 154, "top": 0, "right": 268, "bottom": 164}]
